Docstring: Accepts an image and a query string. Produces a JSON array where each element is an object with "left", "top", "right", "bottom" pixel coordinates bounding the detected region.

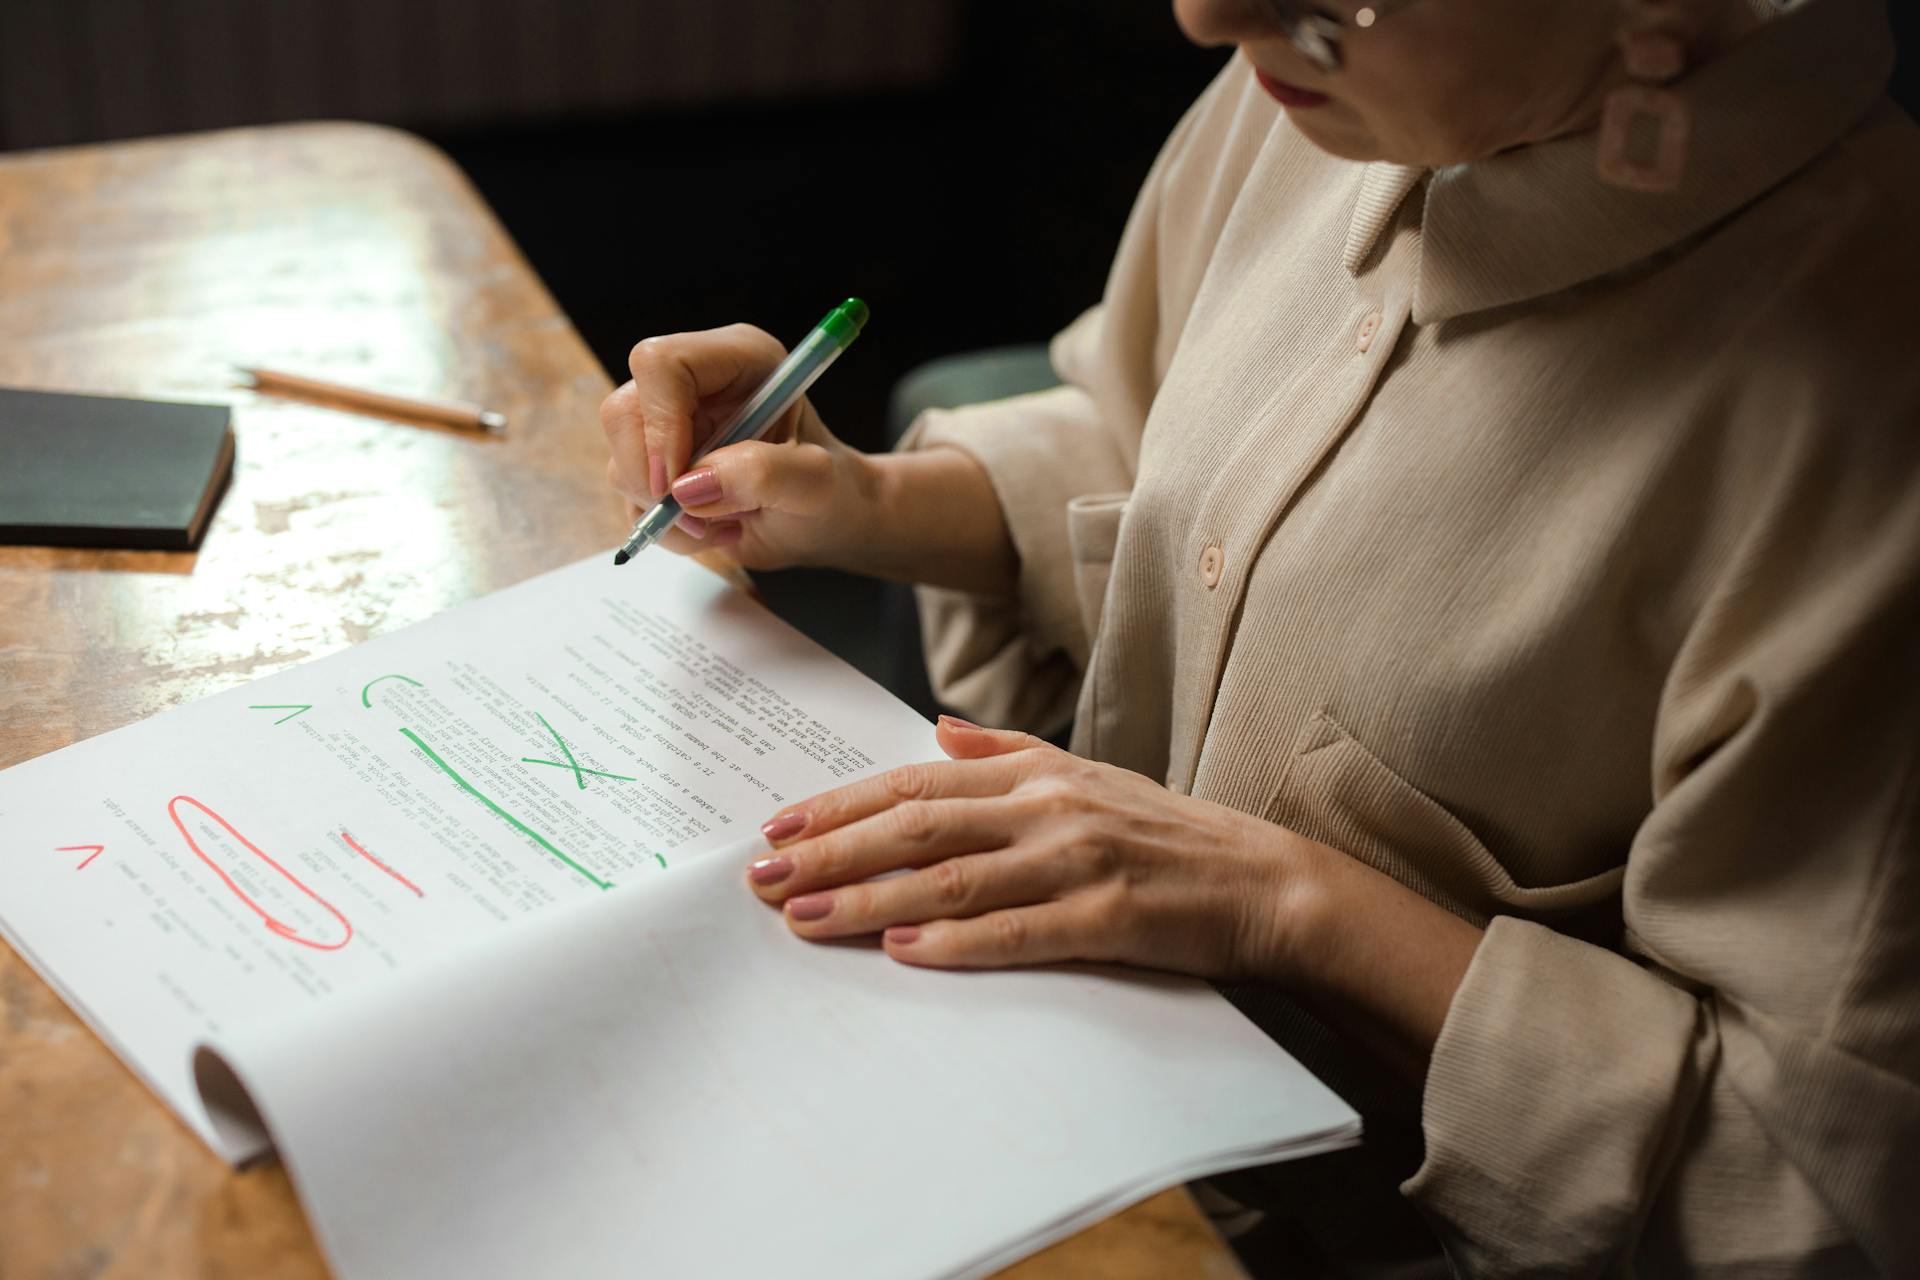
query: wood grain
[{"left": 0, "top": 124, "right": 1244, "bottom": 1280}]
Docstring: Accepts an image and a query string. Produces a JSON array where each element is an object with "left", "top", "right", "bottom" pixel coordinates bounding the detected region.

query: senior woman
[{"left": 601, "top": 0, "right": 1918, "bottom": 1272}]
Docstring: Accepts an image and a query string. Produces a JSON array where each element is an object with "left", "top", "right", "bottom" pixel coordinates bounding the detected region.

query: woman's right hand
[
  {"left": 601, "top": 320, "right": 1018, "bottom": 596},
  {"left": 600, "top": 323, "right": 880, "bottom": 570}
]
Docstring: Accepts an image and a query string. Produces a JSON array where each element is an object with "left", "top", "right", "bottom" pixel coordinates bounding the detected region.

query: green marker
[{"left": 613, "top": 298, "right": 869, "bottom": 565}]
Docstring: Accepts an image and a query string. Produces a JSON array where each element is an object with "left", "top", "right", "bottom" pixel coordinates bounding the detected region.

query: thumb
[
  {"left": 669, "top": 438, "right": 836, "bottom": 520},
  {"left": 935, "top": 715, "right": 1046, "bottom": 760}
]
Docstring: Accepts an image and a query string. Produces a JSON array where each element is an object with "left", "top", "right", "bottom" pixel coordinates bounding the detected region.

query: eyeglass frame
[{"left": 1262, "top": 0, "right": 1425, "bottom": 74}]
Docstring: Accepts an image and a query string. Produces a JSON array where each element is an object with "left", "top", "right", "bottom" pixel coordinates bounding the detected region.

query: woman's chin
[
  {"left": 1285, "top": 115, "right": 1462, "bottom": 169},
  {"left": 1284, "top": 114, "right": 1390, "bottom": 164}
]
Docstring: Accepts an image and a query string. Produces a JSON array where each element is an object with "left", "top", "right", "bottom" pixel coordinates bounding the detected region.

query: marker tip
[{"left": 612, "top": 549, "right": 631, "bottom": 566}]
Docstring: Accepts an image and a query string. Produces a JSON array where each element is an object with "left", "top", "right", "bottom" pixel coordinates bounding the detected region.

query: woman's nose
[{"left": 1173, "top": 0, "right": 1285, "bottom": 48}]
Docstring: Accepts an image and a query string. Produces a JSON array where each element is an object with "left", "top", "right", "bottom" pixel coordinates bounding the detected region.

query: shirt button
[
  {"left": 1199, "top": 543, "right": 1225, "bottom": 588},
  {"left": 1356, "top": 310, "right": 1383, "bottom": 353}
]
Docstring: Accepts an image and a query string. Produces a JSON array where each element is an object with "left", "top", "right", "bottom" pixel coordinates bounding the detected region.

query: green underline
[{"left": 399, "top": 727, "right": 613, "bottom": 891}]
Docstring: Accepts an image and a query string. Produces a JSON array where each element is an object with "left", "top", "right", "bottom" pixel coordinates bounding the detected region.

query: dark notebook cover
[{"left": 0, "top": 387, "right": 235, "bottom": 551}]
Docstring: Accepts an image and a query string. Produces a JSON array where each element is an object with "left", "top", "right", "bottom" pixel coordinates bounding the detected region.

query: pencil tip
[{"left": 612, "top": 549, "right": 630, "bottom": 566}]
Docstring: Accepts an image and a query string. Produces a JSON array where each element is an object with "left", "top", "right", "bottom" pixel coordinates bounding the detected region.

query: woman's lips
[{"left": 1254, "top": 67, "right": 1331, "bottom": 109}]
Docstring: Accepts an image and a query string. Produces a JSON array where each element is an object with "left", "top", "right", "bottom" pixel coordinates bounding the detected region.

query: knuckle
[
  {"left": 1076, "top": 882, "right": 1131, "bottom": 940},
  {"left": 828, "top": 884, "right": 867, "bottom": 923},
  {"left": 889, "top": 800, "right": 939, "bottom": 848},
  {"left": 796, "top": 442, "right": 836, "bottom": 485},
  {"left": 723, "top": 322, "right": 784, "bottom": 364},
  {"left": 801, "top": 835, "right": 850, "bottom": 883},
  {"left": 1009, "top": 733, "right": 1051, "bottom": 760},
  {"left": 1024, "top": 775, "right": 1080, "bottom": 813},
  {"left": 597, "top": 382, "right": 631, "bottom": 431},
  {"left": 606, "top": 458, "right": 639, "bottom": 504},
  {"left": 643, "top": 415, "right": 683, "bottom": 450},
  {"left": 627, "top": 335, "right": 670, "bottom": 377},
  {"left": 1069, "top": 836, "right": 1119, "bottom": 881},
  {"left": 731, "top": 444, "right": 774, "bottom": 494},
  {"left": 989, "top": 912, "right": 1028, "bottom": 954},
  {"left": 926, "top": 857, "right": 972, "bottom": 910},
  {"left": 884, "top": 764, "right": 933, "bottom": 803}
]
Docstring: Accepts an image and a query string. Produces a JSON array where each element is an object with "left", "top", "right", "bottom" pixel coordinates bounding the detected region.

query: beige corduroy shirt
[{"left": 903, "top": 0, "right": 1920, "bottom": 1274}]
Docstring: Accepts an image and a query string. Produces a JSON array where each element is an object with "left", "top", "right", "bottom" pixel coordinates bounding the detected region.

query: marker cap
[{"left": 819, "top": 297, "right": 869, "bottom": 345}]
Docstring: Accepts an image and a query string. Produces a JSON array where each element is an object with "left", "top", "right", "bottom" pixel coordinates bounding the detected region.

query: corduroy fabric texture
[{"left": 903, "top": 0, "right": 1920, "bottom": 1274}]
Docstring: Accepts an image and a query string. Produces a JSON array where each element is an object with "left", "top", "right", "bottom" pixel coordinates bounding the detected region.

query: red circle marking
[{"left": 166, "top": 796, "right": 353, "bottom": 951}]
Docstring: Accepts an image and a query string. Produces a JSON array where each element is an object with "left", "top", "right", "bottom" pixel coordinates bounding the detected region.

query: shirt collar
[{"left": 1341, "top": 0, "right": 1897, "bottom": 325}]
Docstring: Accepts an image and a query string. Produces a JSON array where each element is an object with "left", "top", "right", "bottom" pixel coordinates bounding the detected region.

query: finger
[
  {"left": 882, "top": 902, "right": 1103, "bottom": 970},
  {"left": 668, "top": 439, "right": 836, "bottom": 521},
  {"left": 601, "top": 383, "right": 651, "bottom": 503},
  {"left": 934, "top": 715, "right": 1055, "bottom": 761},
  {"left": 784, "top": 844, "right": 1072, "bottom": 941},
  {"left": 624, "top": 326, "right": 788, "bottom": 496},
  {"left": 649, "top": 521, "right": 712, "bottom": 557},
  {"left": 604, "top": 488, "right": 712, "bottom": 556},
  {"left": 759, "top": 755, "right": 1030, "bottom": 848},
  {"left": 749, "top": 794, "right": 1022, "bottom": 901}
]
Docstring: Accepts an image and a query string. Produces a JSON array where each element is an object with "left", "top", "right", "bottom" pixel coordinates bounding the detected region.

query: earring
[{"left": 1596, "top": 16, "right": 1693, "bottom": 192}]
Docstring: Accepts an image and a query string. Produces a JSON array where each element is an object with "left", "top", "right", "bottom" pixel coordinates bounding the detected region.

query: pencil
[{"left": 238, "top": 366, "right": 507, "bottom": 432}]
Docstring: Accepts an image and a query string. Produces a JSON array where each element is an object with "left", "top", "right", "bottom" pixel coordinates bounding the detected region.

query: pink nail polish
[
  {"left": 672, "top": 467, "right": 722, "bottom": 507},
  {"left": 885, "top": 925, "right": 921, "bottom": 946},
  {"left": 787, "top": 894, "right": 834, "bottom": 922},
  {"left": 675, "top": 513, "right": 708, "bottom": 538},
  {"left": 648, "top": 456, "right": 667, "bottom": 500},
  {"left": 749, "top": 856, "right": 793, "bottom": 886},
  {"left": 938, "top": 715, "right": 984, "bottom": 732},
  {"left": 761, "top": 809, "right": 805, "bottom": 842}
]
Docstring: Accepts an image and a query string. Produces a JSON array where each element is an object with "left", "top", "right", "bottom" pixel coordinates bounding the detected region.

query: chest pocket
[
  {"left": 1065, "top": 492, "right": 1129, "bottom": 644},
  {"left": 1269, "top": 709, "right": 1625, "bottom": 935}
]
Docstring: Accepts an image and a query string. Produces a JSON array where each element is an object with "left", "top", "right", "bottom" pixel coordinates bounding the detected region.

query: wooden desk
[{"left": 0, "top": 124, "right": 1245, "bottom": 1280}]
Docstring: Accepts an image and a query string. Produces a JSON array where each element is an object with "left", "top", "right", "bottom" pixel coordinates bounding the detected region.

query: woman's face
[{"left": 1172, "top": 0, "right": 1633, "bottom": 166}]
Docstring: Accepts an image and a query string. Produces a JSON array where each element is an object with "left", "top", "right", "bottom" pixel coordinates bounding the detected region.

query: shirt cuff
[
  {"left": 900, "top": 385, "right": 1123, "bottom": 670},
  {"left": 1403, "top": 915, "right": 1701, "bottom": 1274}
]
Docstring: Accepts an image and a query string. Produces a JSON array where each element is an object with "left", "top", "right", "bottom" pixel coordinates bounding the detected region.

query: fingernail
[
  {"left": 710, "top": 522, "right": 744, "bottom": 548},
  {"left": 675, "top": 513, "right": 708, "bottom": 538},
  {"left": 672, "top": 467, "right": 722, "bottom": 507},
  {"left": 749, "top": 856, "right": 793, "bottom": 886},
  {"left": 787, "top": 893, "right": 834, "bottom": 922},
  {"left": 648, "top": 456, "right": 667, "bottom": 500},
  {"left": 761, "top": 809, "right": 805, "bottom": 841},
  {"left": 885, "top": 925, "right": 921, "bottom": 946},
  {"left": 938, "top": 715, "right": 983, "bottom": 732}
]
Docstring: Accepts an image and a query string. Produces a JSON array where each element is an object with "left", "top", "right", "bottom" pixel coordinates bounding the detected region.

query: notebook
[{"left": 0, "top": 386, "right": 234, "bottom": 550}]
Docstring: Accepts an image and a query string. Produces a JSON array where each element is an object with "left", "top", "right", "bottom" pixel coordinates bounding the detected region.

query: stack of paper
[{"left": 0, "top": 551, "right": 1358, "bottom": 1279}]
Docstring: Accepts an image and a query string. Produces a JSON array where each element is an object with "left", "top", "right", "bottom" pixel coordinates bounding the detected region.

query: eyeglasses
[{"left": 1258, "top": 0, "right": 1422, "bottom": 74}]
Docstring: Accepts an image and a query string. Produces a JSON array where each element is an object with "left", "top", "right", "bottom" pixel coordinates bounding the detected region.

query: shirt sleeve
[
  {"left": 900, "top": 58, "right": 1271, "bottom": 733},
  {"left": 1403, "top": 393, "right": 1920, "bottom": 1275}
]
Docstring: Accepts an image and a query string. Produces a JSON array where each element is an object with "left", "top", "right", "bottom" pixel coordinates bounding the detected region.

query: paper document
[
  {"left": 0, "top": 551, "right": 1359, "bottom": 1279},
  {"left": 0, "top": 552, "right": 936, "bottom": 1157}
]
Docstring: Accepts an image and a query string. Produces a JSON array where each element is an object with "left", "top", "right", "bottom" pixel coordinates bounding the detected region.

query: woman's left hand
[{"left": 745, "top": 716, "right": 1333, "bottom": 981}]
